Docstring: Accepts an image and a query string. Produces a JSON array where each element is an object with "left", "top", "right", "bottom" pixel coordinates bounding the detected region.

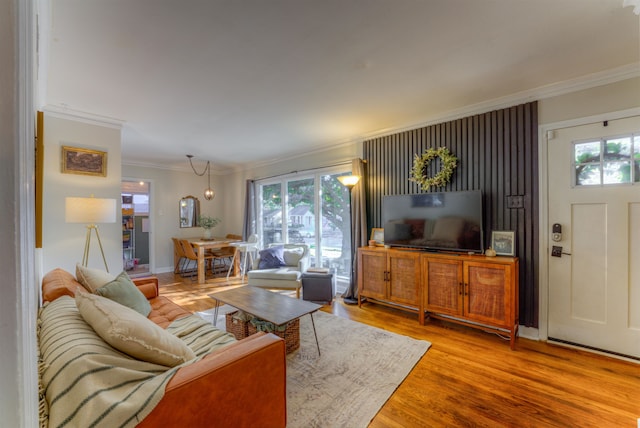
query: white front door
[{"left": 547, "top": 115, "right": 640, "bottom": 359}]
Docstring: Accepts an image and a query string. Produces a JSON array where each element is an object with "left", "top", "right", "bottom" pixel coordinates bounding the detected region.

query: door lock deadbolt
[{"left": 552, "top": 223, "right": 562, "bottom": 242}]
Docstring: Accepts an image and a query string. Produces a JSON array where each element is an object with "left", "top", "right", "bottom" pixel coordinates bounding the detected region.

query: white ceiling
[{"left": 43, "top": 0, "right": 639, "bottom": 172}]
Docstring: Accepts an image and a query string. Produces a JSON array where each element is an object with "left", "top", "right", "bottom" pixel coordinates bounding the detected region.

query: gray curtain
[
  {"left": 242, "top": 180, "right": 257, "bottom": 241},
  {"left": 342, "top": 158, "right": 368, "bottom": 301}
]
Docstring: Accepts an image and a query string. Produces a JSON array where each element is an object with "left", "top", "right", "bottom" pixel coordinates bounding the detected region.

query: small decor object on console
[
  {"left": 491, "top": 231, "right": 516, "bottom": 256},
  {"left": 485, "top": 247, "right": 497, "bottom": 257},
  {"left": 410, "top": 147, "right": 458, "bottom": 189},
  {"left": 370, "top": 228, "right": 384, "bottom": 246}
]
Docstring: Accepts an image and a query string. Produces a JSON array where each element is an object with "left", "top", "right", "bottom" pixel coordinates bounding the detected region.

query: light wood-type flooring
[{"left": 156, "top": 272, "right": 640, "bottom": 427}]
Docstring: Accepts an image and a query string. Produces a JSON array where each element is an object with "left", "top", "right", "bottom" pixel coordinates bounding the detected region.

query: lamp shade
[
  {"left": 65, "top": 197, "right": 116, "bottom": 224},
  {"left": 337, "top": 175, "right": 360, "bottom": 189}
]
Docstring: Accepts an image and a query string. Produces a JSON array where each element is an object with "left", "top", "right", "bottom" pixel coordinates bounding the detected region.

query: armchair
[{"left": 247, "top": 243, "right": 310, "bottom": 298}]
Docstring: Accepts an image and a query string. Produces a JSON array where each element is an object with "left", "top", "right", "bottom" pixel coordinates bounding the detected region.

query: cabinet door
[
  {"left": 464, "top": 261, "right": 511, "bottom": 328},
  {"left": 423, "top": 257, "right": 463, "bottom": 316},
  {"left": 388, "top": 251, "right": 421, "bottom": 307},
  {"left": 358, "top": 249, "right": 387, "bottom": 301}
]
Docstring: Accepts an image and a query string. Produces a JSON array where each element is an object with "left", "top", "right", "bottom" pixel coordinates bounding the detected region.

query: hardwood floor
[{"left": 156, "top": 272, "right": 640, "bottom": 427}]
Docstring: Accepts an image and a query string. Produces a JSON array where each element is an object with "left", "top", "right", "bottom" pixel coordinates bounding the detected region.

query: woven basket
[
  {"left": 225, "top": 311, "right": 250, "bottom": 340},
  {"left": 248, "top": 318, "right": 300, "bottom": 354}
]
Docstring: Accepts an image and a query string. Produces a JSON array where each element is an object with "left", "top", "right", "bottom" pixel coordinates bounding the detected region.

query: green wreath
[{"left": 410, "top": 147, "right": 458, "bottom": 189}]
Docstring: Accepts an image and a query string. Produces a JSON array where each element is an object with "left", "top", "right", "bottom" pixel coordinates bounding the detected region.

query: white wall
[
  {"left": 1, "top": 1, "right": 23, "bottom": 426},
  {"left": 122, "top": 164, "right": 224, "bottom": 272},
  {"left": 539, "top": 77, "right": 640, "bottom": 125},
  {"left": 5, "top": 0, "right": 39, "bottom": 426},
  {"left": 42, "top": 114, "right": 124, "bottom": 275}
]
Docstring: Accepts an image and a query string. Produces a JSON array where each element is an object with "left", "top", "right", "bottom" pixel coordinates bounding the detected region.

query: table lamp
[{"left": 65, "top": 196, "right": 116, "bottom": 271}]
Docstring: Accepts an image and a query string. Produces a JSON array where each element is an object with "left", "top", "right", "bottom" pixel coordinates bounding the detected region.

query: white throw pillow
[
  {"left": 75, "top": 264, "right": 116, "bottom": 293},
  {"left": 283, "top": 247, "right": 304, "bottom": 266},
  {"left": 75, "top": 290, "right": 196, "bottom": 367}
]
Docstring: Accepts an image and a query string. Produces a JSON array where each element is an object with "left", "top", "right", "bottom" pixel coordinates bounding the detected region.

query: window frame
[
  {"left": 571, "top": 132, "right": 639, "bottom": 187},
  {"left": 255, "top": 165, "right": 353, "bottom": 288}
]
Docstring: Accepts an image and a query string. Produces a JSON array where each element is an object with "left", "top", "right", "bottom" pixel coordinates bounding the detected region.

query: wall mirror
[{"left": 179, "top": 195, "right": 200, "bottom": 228}]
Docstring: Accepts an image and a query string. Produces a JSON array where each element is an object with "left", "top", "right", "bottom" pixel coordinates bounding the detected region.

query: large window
[{"left": 257, "top": 167, "right": 352, "bottom": 292}]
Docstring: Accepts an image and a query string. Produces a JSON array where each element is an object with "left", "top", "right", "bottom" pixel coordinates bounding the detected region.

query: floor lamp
[
  {"left": 65, "top": 196, "right": 116, "bottom": 272},
  {"left": 337, "top": 175, "right": 360, "bottom": 305}
]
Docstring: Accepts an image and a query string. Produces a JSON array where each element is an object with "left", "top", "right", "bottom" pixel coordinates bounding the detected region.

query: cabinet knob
[{"left": 459, "top": 282, "right": 463, "bottom": 295}]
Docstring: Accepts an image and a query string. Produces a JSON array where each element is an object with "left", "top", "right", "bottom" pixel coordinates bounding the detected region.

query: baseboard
[
  {"left": 547, "top": 338, "right": 640, "bottom": 364},
  {"left": 518, "top": 325, "right": 539, "bottom": 340}
]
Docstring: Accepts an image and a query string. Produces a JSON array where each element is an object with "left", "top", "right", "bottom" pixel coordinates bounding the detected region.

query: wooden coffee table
[{"left": 209, "top": 286, "right": 322, "bottom": 355}]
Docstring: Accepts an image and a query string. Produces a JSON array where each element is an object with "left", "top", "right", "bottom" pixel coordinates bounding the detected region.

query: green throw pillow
[{"left": 96, "top": 271, "right": 152, "bottom": 317}]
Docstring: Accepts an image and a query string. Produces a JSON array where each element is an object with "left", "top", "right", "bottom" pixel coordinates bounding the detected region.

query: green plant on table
[{"left": 198, "top": 215, "right": 221, "bottom": 229}]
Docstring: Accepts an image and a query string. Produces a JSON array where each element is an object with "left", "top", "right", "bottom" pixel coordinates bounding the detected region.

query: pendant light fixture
[{"left": 187, "top": 155, "right": 215, "bottom": 200}]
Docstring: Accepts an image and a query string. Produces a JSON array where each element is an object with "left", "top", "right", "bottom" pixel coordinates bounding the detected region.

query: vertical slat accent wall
[{"left": 363, "top": 101, "right": 538, "bottom": 327}]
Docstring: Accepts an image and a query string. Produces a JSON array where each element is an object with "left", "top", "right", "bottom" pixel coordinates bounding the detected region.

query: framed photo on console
[
  {"left": 491, "top": 230, "right": 515, "bottom": 256},
  {"left": 370, "top": 228, "right": 384, "bottom": 246}
]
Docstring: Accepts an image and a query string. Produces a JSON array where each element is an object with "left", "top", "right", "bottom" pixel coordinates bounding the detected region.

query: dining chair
[
  {"left": 226, "top": 234, "right": 259, "bottom": 281},
  {"left": 210, "top": 234, "right": 241, "bottom": 274},
  {"left": 172, "top": 237, "right": 189, "bottom": 274},
  {"left": 180, "top": 238, "right": 214, "bottom": 280}
]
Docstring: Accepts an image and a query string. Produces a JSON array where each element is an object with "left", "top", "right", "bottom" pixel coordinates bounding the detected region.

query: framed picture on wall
[
  {"left": 491, "top": 230, "right": 516, "bottom": 256},
  {"left": 61, "top": 145, "right": 107, "bottom": 177}
]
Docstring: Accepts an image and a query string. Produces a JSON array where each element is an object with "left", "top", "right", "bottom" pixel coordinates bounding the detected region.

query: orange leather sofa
[{"left": 41, "top": 269, "right": 287, "bottom": 427}]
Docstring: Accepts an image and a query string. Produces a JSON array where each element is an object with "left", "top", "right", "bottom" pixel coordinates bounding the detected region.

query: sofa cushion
[
  {"left": 75, "top": 290, "right": 196, "bottom": 367},
  {"left": 41, "top": 268, "right": 88, "bottom": 302},
  {"left": 248, "top": 267, "right": 301, "bottom": 281},
  {"left": 96, "top": 271, "right": 152, "bottom": 316},
  {"left": 282, "top": 247, "right": 304, "bottom": 266},
  {"left": 258, "top": 245, "right": 286, "bottom": 269},
  {"left": 148, "top": 296, "right": 192, "bottom": 329},
  {"left": 75, "top": 263, "right": 116, "bottom": 293}
]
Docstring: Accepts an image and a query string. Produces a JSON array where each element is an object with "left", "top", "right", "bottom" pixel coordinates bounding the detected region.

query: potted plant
[{"left": 198, "top": 215, "right": 221, "bottom": 240}]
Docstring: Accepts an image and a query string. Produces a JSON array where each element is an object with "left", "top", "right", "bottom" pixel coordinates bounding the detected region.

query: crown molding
[
  {"left": 42, "top": 105, "right": 124, "bottom": 129},
  {"left": 242, "top": 137, "right": 361, "bottom": 172},
  {"left": 235, "top": 63, "right": 640, "bottom": 175},
  {"left": 359, "top": 62, "right": 640, "bottom": 142},
  {"left": 121, "top": 159, "right": 233, "bottom": 175},
  {"left": 58, "top": 63, "right": 640, "bottom": 174}
]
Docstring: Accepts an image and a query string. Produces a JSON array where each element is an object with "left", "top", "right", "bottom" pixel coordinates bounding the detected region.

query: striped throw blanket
[{"left": 38, "top": 296, "right": 236, "bottom": 428}]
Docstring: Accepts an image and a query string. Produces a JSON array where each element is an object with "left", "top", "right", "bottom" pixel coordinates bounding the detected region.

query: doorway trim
[
  {"left": 537, "top": 106, "right": 640, "bottom": 343},
  {"left": 122, "top": 177, "right": 155, "bottom": 275}
]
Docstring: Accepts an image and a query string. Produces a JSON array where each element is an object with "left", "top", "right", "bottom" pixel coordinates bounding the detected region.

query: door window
[{"left": 573, "top": 134, "right": 640, "bottom": 186}]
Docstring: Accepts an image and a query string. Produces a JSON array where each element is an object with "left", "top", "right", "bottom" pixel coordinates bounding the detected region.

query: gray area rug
[{"left": 196, "top": 308, "right": 431, "bottom": 427}]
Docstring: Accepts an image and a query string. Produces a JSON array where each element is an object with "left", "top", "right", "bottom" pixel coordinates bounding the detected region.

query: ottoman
[{"left": 301, "top": 272, "right": 334, "bottom": 304}]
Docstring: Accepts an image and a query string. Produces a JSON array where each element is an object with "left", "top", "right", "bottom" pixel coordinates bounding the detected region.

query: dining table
[{"left": 178, "top": 237, "right": 241, "bottom": 284}]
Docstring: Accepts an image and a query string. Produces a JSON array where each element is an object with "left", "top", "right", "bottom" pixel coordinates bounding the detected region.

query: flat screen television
[{"left": 383, "top": 190, "right": 484, "bottom": 253}]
